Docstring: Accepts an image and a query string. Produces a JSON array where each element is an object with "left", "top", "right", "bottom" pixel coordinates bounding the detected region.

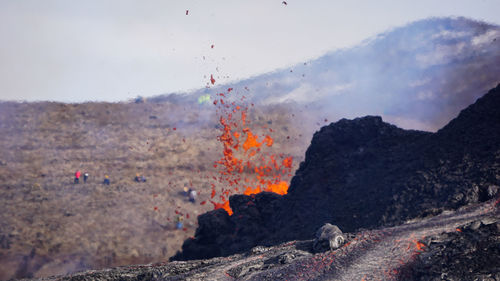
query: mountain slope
[
  {"left": 244, "top": 17, "right": 500, "bottom": 131},
  {"left": 0, "top": 101, "right": 302, "bottom": 280},
  {"left": 154, "top": 17, "right": 500, "bottom": 133}
]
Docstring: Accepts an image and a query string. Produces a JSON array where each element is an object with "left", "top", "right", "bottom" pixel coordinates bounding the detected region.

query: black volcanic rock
[
  {"left": 172, "top": 84, "right": 500, "bottom": 261},
  {"left": 277, "top": 115, "right": 431, "bottom": 238},
  {"left": 171, "top": 192, "right": 283, "bottom": 261},
  {"left": 176, "top": 209, "right": 235, "bottom": 260},
  {"left": 399, "top": 221, "right": 500, "bottom": 280}
]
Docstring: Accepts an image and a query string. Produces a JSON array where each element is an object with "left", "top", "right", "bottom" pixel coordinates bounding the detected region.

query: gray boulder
[{"left": 313, "top": 223, "right": 345, "bottom": 252}]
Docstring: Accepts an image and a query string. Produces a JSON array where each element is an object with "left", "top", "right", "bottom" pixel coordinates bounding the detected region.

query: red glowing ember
[
  {"left": 211, "top": 200, "right": 233, "bottom": 215},
  {"left": 242, "top": 131, "right": 262, "bottom": 152},
  {"left": 415, "top": 241, "right": 425, "bottom": 251},
  {"left": 282, "top": 156, "right": 293, "bottom": 168}
]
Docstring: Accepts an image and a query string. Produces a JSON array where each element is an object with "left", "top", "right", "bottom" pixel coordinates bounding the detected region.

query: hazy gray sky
[{"left": 1, "top": 0, "right": 499, "bottom": 102}]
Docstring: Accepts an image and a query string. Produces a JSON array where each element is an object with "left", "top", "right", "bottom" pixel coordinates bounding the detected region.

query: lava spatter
[{"left": 209, "top": 88, "right": 294, "bottom": 214}]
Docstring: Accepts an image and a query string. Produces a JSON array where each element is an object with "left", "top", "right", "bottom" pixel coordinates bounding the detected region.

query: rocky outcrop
[
  {"left": 398, "top": 219, "right": 500, "bottom": 281},
  {"left": 171, "top": 192, "right": 284, "bottom": 261},
  {"left": 172, "top": 84, "right": 500, "bottom": 261}
]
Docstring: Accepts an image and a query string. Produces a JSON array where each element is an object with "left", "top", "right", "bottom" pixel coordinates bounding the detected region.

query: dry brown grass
[{"left": 0, "top": 99, "right": 311, "bottom": 279}]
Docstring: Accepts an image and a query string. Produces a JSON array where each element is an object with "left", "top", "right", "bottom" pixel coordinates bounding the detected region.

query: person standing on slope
[
  {"left": 103, "top": 175, "right": 110, "bottom": 185},
  {"left": 176, "top": 215, "right": 184, "bottom": 230},
  {"left": 74, "top": 170, "right": 81, "bottom": 184},
  {"left": 188, "top": 188, "right": 197, "bottom": 203}
]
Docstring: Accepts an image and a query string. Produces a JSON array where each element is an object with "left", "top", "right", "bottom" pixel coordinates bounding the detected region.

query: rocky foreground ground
[{"left": 24, "top": 198, "right": 500, "bottom": 281}]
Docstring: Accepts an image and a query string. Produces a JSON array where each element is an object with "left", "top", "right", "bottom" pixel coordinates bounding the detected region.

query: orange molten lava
[
  {"left": 283, "top": 156, "right": 293, "bottom": 168},
  {"left": 210, "top": 89, "right": 294, "bottom": 215},
  {"left": 210, "top": 200, "right": 233, "bottom": 216},
  {"left": 265, "top": 181, "right": 288, "bottom": 195},
  {"left": 415, "top": 241, "right": 425, "bottom": 251},
  {"left": 243, "top": 186, "right": 261, "bottom": 196},
  {"left": 242, "top": 131, "right": 262, "bottom": 152},
  {"left": 263, "top": 135, "right": 273, "bottom": 147}
]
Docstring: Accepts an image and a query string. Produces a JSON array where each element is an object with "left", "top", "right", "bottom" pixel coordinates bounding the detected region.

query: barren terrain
[{"left": 0, "top": 99, "right": 310, "bottom": 280}]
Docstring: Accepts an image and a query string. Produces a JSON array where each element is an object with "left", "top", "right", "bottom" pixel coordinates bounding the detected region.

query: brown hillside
[{"left": 0, "top": 100, "right": 307, "bottom": 280}]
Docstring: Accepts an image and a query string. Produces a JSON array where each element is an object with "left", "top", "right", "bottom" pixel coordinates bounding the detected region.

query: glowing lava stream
[
  {"left": 245, "top": 199, "right": 500, "bottom": 281},
  {"left": 209, "top": 87, "right": 294, "bottom": 215}
]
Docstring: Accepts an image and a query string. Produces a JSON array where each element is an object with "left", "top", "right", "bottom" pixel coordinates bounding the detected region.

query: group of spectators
[
  {"left": 75, "top": 170, "right": 200, "bottom": 230},
  {"left": 74, "top": 170, "right": 90, "bottom": 184},
  {"left": 183, "top": 187, "right": 197, "bottom": 203},
  {"left": 73, "top": 171, "right": 151, "bottom": 185},
  {"left": 175, "top": 187, "right": 198, "bottom": 229},
  {"left": 73, "top": 171, "right": 110, "bottom": 185}
]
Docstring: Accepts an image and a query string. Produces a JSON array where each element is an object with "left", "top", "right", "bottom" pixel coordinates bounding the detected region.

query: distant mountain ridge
[{"left": 152, "top": 17, "right": 500, "bottom": 132}]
